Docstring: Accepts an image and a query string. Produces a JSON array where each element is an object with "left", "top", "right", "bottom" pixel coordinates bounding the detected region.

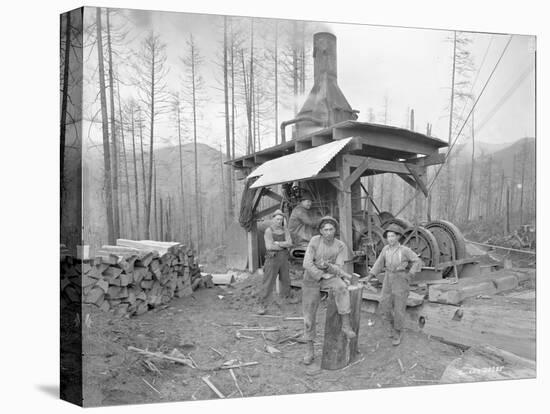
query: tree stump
[{"left": 321, "top": 284, "right": 364, "bottom": 370}]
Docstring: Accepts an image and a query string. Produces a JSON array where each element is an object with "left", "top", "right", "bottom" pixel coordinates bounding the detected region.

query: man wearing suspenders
[{"left": 364, "top": 224, "right": 423, "bottom": 346}]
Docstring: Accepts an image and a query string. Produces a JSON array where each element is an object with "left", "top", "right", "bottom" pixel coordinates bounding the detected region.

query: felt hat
[
  {"left": 300, "top": 191, "right": 313, "bottom": 201},
  {"left": 318, "top": 216, "right": 339, "bottom": 231},
  {"left": 383, "top": 224, "right": 404, "bottom": 239},
  {"left": 271, "top": 209, "right": 285, "bottom": 219}
]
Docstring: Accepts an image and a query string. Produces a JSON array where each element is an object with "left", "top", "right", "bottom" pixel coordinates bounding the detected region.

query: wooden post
[
  {"left": 321, "top": 283, "right": 363, "bottom": 370},
  {"left": 247, "top": 220, "right": 259, "bottom": 272},
  {"left": 337, "top": 156, "right": 353, "bottom": 274}
]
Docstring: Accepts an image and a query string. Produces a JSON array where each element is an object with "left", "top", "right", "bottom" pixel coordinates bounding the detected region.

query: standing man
[
  {"left": 364, "top": 224, "right": 422, "bottom": 346},
  {"left": 301, "top": 216, "right": 355, "bottom": 365},
  {"left": 257, "top": 210, "right": 294, "bottom": 315},
  {"left": 288, "top": 192, "right": 318, "bottom": 247}
]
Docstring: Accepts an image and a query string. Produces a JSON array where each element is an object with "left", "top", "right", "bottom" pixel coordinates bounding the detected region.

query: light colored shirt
[
  {"left": 303, "top": 235, "right": 347, "bottom": 284},
  {"left": 369, "top": 243, "right": 423, "bottom": 277}
]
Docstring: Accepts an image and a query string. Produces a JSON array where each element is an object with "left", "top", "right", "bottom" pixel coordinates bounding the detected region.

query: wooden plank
[
  {"left": 295, "top": 138, "right": 312, "bottom": 152},
  {"left": 247, "top": 221, "right": 259, "bottom": 272},
  {"left": 254, "top": 154, "right": 275, "bottom": 164},
  {"left": 332, "top": 127, "right": 439, "bottom": 156},
  {"left": 255, "top": 204, "right": 280, "bottom": 219},
  {"left": 263, "top": 189, "right": 283, "bottom": 203},
  {"left": 321, "top": 284, "right": 363, "bottom": 370},
  {"left": 343, "top": 154, "right": 410, "bottom": 174},
  {"left": 337, "top": 156, "right": 353, "bottom": 274},
  {"left": 343, "top": 159, "right": 370, "bottom": 189},
  {"left": 406, "top": 152, "right": 446, "bottom": 167},
  {"left": 243, "top": 158, "right": 256, "bottom": 168},
  {"left": 405, "top": 163, "right": 428, "bottom": 197},
  {"left": 312, "top": 135, "right": 333, "bottom": 147},
  {"left": 407, "top": 296, "right": 535, "bottom": 360},
  {"left": 397, "top": 173, "right": 418, "bottom": 190}
]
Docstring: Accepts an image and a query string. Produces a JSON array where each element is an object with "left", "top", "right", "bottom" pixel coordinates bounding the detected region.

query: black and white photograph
[{"left": 56, "top": 2, "right": 538, "bottom": 409}]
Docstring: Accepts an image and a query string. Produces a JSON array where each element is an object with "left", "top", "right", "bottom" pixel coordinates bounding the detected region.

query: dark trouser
[
  {"left": 302, "top": 277, "right": 351, "bottom": 341},
  {"left": 259, "top": 250, "right": 290, "bottom": 305},
  {"left": 378, "top": 271, "right": 410, "bottom": 331}
]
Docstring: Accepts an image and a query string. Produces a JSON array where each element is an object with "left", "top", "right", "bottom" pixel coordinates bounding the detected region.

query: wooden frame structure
[{"left": 227, "top": 120, "right": 448, "bottom": 273}]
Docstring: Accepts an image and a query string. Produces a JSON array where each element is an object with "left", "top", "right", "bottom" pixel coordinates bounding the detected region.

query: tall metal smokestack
[{"left": 293, "top": 32, "right": 358, "bottom": 138}]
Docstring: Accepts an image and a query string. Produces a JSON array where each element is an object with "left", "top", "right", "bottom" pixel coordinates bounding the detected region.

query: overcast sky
[{"left": 82, "top": 7, "right": 536, "bottom": 155}]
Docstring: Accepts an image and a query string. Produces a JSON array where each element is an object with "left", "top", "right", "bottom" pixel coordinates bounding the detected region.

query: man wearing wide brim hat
[
  {"left": 300, "top": 216, "right": 355, "bottom": 365},
  {"left": 364, "top": 223, "right": 423, "bottom": 346},
  {"left": 288, "top": 191, "right": 319, "bottom": 247},
  {"left": 257, "top": 209, "right": 295, "bottom": 315}
]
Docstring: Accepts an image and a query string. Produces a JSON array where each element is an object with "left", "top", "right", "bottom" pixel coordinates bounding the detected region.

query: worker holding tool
[
  {"left": 363, "top": 224, "right": 422, "bottom": 346},
  {"left": 288, "top": 192, "right": 319, "bottom": 247},
  {"left": 301, "top": 216, "right": 356, "bottom": 365},
  {"left": 257, "top": 209, "right": 296, "bottom": 315}
]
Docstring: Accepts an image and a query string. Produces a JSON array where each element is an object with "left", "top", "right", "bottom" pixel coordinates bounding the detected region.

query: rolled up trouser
[
  {"left": 302, "top": 276, "right": 351, "bottom": 341},
  {"left": 259, "top": 250, "right": 290, "bottom": 304},
  {"left": 378, "top": 271, "right": 410, "bottom": 331}
]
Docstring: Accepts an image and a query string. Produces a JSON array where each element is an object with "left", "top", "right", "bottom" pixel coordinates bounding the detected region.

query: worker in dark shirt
[
  {"left": 257, "top": 209, "right": 295, "bottom": 315},
  {"left": 288, "top": 193, "right": 319, "bottom": 247}
]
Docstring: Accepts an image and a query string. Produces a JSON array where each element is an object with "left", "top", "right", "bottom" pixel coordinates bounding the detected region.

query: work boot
[
  {"left": 302, "top": 340, "right": 314, "bottom": 365},
  {"left": 341, "top": 314, "right": 357, "bottom": 339},
  {"left": 392, "top": 330, "right": 402, "bottom": 346},
  {"left": 257, "top": 304, "right": 267, "bottom": 315}
]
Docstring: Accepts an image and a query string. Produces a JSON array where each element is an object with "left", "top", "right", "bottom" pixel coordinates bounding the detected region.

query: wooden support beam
[
  {"left": 254, "top": 154, "right": 275, "bottom": 164},
  {"left": 397, "top": 173, "right": 418, "bottom": 190},
  {"left": 343, "top": 159, "right": 370, "bottom": 189},
  {"left": 407, "top": 152, "right": 445, "bottom": 167},
  {"left": 295, "top": 139, "right": 312, "bottom": 152},
  {"left": 255, "top": 204, "right": 280, "bottom": 219},
  {"left": 251, "top": 188, "right": 263, "bottom": 212},
  {"left": 328, "top": 177, "right": 344, "bottom": 192},
  {"left": 405, "top": 164, "right": 429, "bottom": 197},
  {"left": 243, "top": 158, "right": 257, "bottom": 168},
  {"left": 333, "top": 128, "right": 439, "bottom": 156},
  {"left": 312, "top": 135, "right": 333, "bottom": 147},
  {"left": 337, "top": 157, "right": 353, "bottom": 274},
  {"left": 247, "top": 221, "right": 259, "bottom": 272},
  {"left": 235, "top": 169, "right": 249, "bottom": 180},
  {"left": 263, "top": 189, "right": 283, "bottom": 203},
  {"left": 343, "top": 154, "right": 410, "bottom": 175}
]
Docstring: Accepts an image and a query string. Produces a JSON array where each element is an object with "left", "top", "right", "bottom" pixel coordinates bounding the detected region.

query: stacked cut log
[{"left": 60, "top": 240, "right": 206, "bottom": 317}]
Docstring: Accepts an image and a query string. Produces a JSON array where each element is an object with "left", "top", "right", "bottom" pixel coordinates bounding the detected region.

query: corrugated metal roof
[{"left": 248, "top": 138, "right": 352, "bottom": 189}]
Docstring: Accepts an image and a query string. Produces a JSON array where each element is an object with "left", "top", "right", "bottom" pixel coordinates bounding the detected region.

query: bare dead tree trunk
[
  {"left": 145, "top": 41, "right": 156, "bottom": 240},
  {"left": 60, "top": 11, "right": 71, "bottom": 220},
  {"left": 466, "top": 112, "right": 475, "bottom": 222},
  {"left": 117, "top": 81, "right": 133, "bottom": 238},
  {"left": 96, "top": 8, "right": 115, "bottom": 244},
  {"left": 190, "top": 38, "right": 202, "bottom": 250},
  {"left": 223, "top": 16, "right": 233, "bottom": 225},
  {"left": 250, "top": 19, "right": 255, "bottom": 153},
  {"left": 106, "top": 8, "right": 120, "bottom": 238},
  {"left": 230, "top": 19, "right": 236, "bottom": 159},
  {"left": 176, "top": 99, "right": 186, "bottom": 242},
  {"left": 519, "top": 140, "right": 527, "bottom": 225},
  {"left": 274, "top": 20, "right": 279, "bottom": 145},
  {"left": 292, "top": 20, "right": 298, "bottom": 115},
  {"left": 241, "top": 50, "right": 252, "bottom": 155},
  {"left": 486, "top": 155, "right": 493, "bottom": 220},
  {"left": 153, "top": 160, "right": 158, "bottom": 240},
  {"left": 130, "top": 106, "right": 140, "bottom": 238},
  {"left": 138, "top": 108, "right": 147, "bottom": 235},
  {"left": 446, "top": 31, "right": 457, "bottom": 219},
  {"left": 159, "top": 196, "right": 164, "bottom": 242}
]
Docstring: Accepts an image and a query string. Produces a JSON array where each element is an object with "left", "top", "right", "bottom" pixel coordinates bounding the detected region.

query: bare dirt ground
[{"left": 80, "top": 271, "right": 465, "bottom": 407}]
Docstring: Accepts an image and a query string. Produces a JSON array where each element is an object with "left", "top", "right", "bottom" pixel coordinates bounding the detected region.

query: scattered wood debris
[
  {"left": 201, "top": 376, "right": 225, "bottom": 398},
  {"left": 128, "top": 346, "right": 196, "bottom": 368}
]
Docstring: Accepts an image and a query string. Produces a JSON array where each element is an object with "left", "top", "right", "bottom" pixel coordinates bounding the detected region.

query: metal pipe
[{"left": 280, "top": 116, "right": 324, "bottom": 143}]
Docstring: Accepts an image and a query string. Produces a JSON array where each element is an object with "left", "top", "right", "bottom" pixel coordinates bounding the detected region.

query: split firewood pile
[{"left": 60, "top": 239, "right": 212, "bottom": 317}]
